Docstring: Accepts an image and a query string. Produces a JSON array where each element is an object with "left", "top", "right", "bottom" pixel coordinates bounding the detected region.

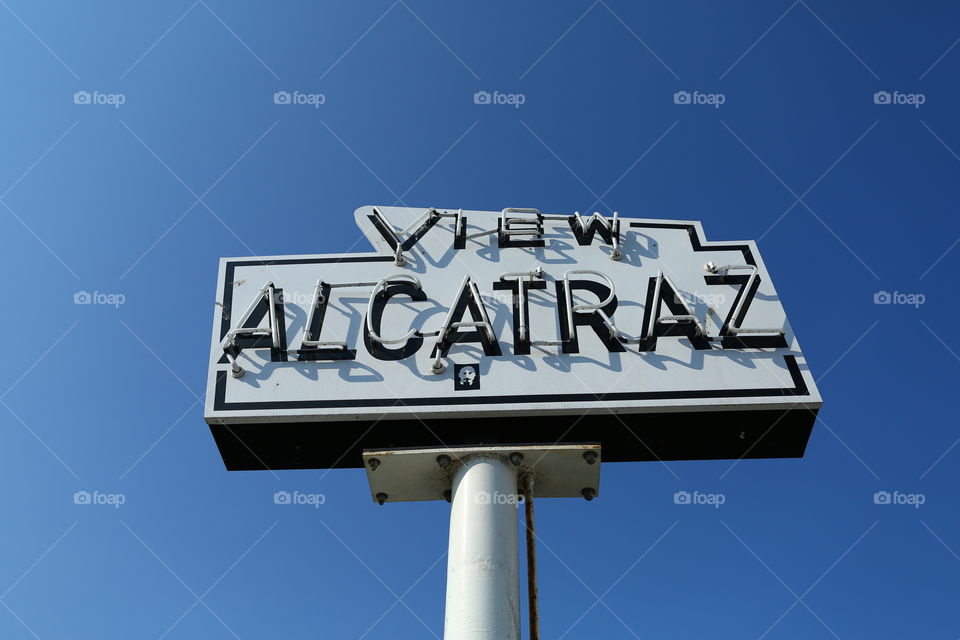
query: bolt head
[
  {"left": 368, "top": 458, "right": 380, "bottom": 471},
  {"left": 581, "top": 487, "right": 596, "bottom": 501},
  {"left": 509, "top": 452, "right": 524, "bottom": 467},
  {"left": 376, "top": 492, "right": 388, "bottom": 505},
  {"left": 436, "top": 454, "right": 451, "bottom": 470},
  {"left": 583, "top": 451, "right": 598, "bottom": 465}
]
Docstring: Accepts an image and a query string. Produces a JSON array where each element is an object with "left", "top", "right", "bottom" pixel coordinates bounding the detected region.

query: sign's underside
[{"left": 205, "top": 206, "right": 821, "bottom": 470}]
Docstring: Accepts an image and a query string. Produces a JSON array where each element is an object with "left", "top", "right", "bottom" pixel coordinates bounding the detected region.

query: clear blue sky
[{"left": 1, "top": 2, "right": 958, "bottom": 638}]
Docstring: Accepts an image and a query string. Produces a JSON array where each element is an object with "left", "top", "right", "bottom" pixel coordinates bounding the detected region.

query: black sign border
[{"left": 213, "top": 222, "right": 811, "bottom": 413}]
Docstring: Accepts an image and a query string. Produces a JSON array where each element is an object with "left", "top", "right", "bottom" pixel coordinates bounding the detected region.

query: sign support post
[
  {"left": 362, "top": 444, "right": 602, "bottom": 639},
  {"left": 444, "top": 454, "right": 520, "bottom": 640}
]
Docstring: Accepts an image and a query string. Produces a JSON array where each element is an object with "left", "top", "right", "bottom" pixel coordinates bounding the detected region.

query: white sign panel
[{"left": 205, "top": 206, "right": 820, "bottom": 469}]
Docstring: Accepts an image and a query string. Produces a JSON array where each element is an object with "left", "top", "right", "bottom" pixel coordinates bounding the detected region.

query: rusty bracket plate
[{"left": 362, "top": 443, "right": 601, "bottom": 503}]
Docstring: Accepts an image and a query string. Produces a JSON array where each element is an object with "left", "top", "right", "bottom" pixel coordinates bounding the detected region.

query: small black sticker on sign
[{"left": 454, "top": 363, "right": 480, "bottom": 391}]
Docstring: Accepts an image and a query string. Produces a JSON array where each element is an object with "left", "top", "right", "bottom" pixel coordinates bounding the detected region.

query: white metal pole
[{"left": 444, "top": 455, "right": 520, "bottom": 640}]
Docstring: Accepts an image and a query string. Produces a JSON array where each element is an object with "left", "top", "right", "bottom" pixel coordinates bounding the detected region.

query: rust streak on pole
[{"left": 521, "top": 474, "right": 539, "bottom": 640}]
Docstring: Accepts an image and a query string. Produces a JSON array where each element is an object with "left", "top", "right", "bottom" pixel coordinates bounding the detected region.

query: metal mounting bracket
[{"left": 362, "top": 443, "right": 602, "bottom": 504}]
